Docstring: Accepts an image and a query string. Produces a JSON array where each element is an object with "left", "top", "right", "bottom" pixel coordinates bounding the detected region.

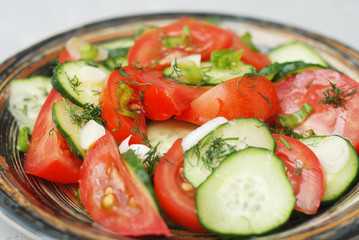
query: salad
[{"left": 7, "top": 17, "right": 359, "bottom": 238}]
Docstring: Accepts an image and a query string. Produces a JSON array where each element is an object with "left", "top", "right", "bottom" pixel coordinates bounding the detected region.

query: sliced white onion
[
  {"left": 77, "top": 66, "right": 107, "bottom": 84},
  {"left": 80, "top": 120, "right": 106, "bottom": 150},
  {"left": 96, "top": 47, "right": 109, "bottom": 61},
  {"left": 316, "top": 136, "right": 350, "bottom": 174},
  {"left": 66, "top": 37, "right": 86, "bottom": 60},
  {"left": 171, "top": 54, "right": 202, "bottom": 67},
  {"left": 119, "top": 135, "right": 151, "bottom": 160},
  {"left": 65, "top": 37, "right": 109, "bottom": 61},
  {"left": 182, "top": 117, "right": 228, "bottom": 152}
]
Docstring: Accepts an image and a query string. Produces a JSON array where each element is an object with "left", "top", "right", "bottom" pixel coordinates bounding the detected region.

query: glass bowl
[{"left": 1, "top": 12, "right": 359, "bottom": 240}]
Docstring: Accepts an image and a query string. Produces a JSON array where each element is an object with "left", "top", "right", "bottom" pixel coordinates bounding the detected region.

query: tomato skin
[
  {"left": 79, "top": 132, "right": 170, "bottom": 237},
  {"left": 176, "top": 75, "right": 279, "bottom": 125},
  {"left": 58, "top": 51, "right": 75, "bottom": 63},
  {"left": 276, "top": 69, "right": 359, "bottom": 152},
  {"left": 127, "top": 19, "right": 234, "bottom": 70},
  {"left": 100, "top": 67, "right": 147, "bottom": 145},
  {"left": 232, "top": 34, "right": 271, "bottom": 69},
  {"left": 25, "top": 89, "right": 82, "bottom": 183},
  {"left": 135, "top": 71, "right": 210, "bottom": 120},
  {"left": 154, "top": 139, "right": 206, "bottom": 233},
  {"left": 273, "top": 134, "right": 325, "bottom": 215}
]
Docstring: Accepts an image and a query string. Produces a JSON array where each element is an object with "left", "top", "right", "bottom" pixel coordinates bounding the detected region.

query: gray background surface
[{"left": 0, "top": 0, "right": 358, "bottom": 239}]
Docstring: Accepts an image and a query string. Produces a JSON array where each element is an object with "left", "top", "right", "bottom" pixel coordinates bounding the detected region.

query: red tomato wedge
[
  {"left": 58, "top": 51, "right": 75, "bottom": 63},
  {"left": 154, "top": 139, "right": 206, "bottom": 233},
  {"left": 25, "top": 89, "right": 82, "bottom": 183},
  {"left": 176, "top": 75, "right": 279, "bottom": 125},
  {"left": 273, "top": 134, "right": 325, "bottom": 215},
  {"left": 100, "top": 67, "right": 147, "bottom": 145},
  {"left": 232, "top": 34, "right": 271, "bottom": 70},
  {"left": 127, "top": 18, "right": 234, "bottom": 70},
  {"left": 79, "top": 132, "right": 170, "bottom": 237},
  {"left": 135, "top": 71, "right": 210, "bottom": 120},
  {"left": 276, "top": 69, "right": 359, "bottom": 151}
]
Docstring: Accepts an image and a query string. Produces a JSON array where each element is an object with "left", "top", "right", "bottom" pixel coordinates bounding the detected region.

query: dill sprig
[
  {"left": 129, "top": 119, "right": 149, "bottom": 145},
  {"left": 295, "top": 159, "right": 308, "bottom": 175},
  {"left": 200, "top": 137, "right": 238, "bottom": 170},
  {"left": 236, "top": 68, "right": 261, "bottom": 94},
  {"left": 142, "top": 143, "right": 161, "bottom": 178},
  {"left": 68, "top": 74, "right": 81, "bottom": 95},
  {"left": 319, "top": 81, "right": 357, "bottom": 109},
  {"left": 63, "top": 99, "right": 105, "bottom": 127},
  {"left": 169, "top": 58, "right": 183, "bottom": 79}
]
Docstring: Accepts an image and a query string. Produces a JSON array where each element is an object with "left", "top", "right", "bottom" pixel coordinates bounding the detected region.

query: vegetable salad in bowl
[{"left": 2, "top": 13, "right": 359, "bottom": 240}]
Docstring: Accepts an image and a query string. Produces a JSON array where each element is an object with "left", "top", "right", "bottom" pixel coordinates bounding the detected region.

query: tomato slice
[
  {"left": 276, "top": 69, "right": 359, "bottom": 151},
  {"left": 232, "top": 34, "right": 271, "bottom": 69},
  {"left": 127, "top": 18, "right": 234, "bottom": 70},
  {"left": 79, "top": 132, "right": 170, "bottom": 236},
  {"left": 58, "top": 51, "right": 75, "bottom": 63},
  {"left": 25, "top": 89, "right": 82, "bottom": 183},
  {"left": 100, "top": 67, "right": 147, "bottom": 144},
  {"left": 154, "top": 138, "right": 206, "bottom": 233},
  {"left": 135, "top": 71, "right": 210, "bottom": 120},
  {"left": 273, "top": 134, "right": 325, "bottom": 215},
  {"left": 176, "top": 75, "right": 279, "bottom": 125}
]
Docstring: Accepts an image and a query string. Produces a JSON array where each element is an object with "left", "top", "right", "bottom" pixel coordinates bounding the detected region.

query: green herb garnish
[
  {"left": 319, "top": 81, "right": 357, "bottom": 109},
  {"left": 200, "top": 137, "right": 238, "bottom": 170},
  {"left": 17, "top": 126, "right": 31, "bottom": 152}
]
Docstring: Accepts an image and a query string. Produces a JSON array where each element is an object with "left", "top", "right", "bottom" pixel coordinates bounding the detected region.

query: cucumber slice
[
  {"left": 98, "top": 38, "right": 134, "bottom": 69},
  {"left": 163, "top": 61, "right": 254, "bottom": 86},
  {"left": 121, "top": 150, "right": 166, "bottom": 219},
  {"left": 259, "top": 61, "right": 326, "bottom": 82},
  {"left": 8, "top": 76, "right": 52, "bottom": 132},
  {"left": 184, "top": 118, "right": 276, "bottom": 188},
  {"left": 200, "top": 61, "right": 254, "bottom": 85},
  {"left": 196, "top": 147, "right": 295, "bottom": 236},
  {"left": 299, "top": 135, "right": 359, "bottom": 203},
  {"left": 52, "top": 60, "right": 110, "bottom": 107},
  {"left": 97, "top": 37, "right": 134, "bottom": 51},
  {"left": 268, "top": 41, "right": 329, "bottom": 67},
  {"left": 121, "top": 150, "right": 157, "bottom": 198},
  {"left": 52, "top": 99, "right": 86, "bottom": 159},
  {"left": 147, "top": 119, "right": 197, "bottom": 156}
]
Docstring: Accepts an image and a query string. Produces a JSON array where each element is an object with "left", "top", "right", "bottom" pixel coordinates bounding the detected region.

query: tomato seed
[
  {"left": 101, "top": 193, "right": 116, "bottom": 210},
  {"left": 181, "top": 182, "right": 194, "bottom": 191},
  {"left": 128, "top": 197, "right": 137, "bottom": 208},
  {"left": 103, "top": 186, "right": 114, "bottom": 194}
]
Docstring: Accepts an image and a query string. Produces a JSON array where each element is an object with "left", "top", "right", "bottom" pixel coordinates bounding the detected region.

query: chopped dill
[
  {"left": 200, "top": 137, "right": 238, "bottom": 171},
  {"left": 258, "top": 91, "right": 272, "bottom": 107},
  {"left": 306, "top": 80, "right": 314, "bottom": 89},
  {"left": 63, "top": 99, "right": 104, "bottom": 127},
  {"left": 142, "top": 143, "right": 161, "bottom": 177},
  {"left": 295, "top": 160, "right": 308, "bottom": 175},
  {"left": 48, "top": 127, "right": 56, "bottom": 136},
  {"left": 319, "top": 81, "right": 357, "bottom": 109},
  {"left": 68, "top": 75, "right": 81, "bottom": 94},
  {"left": 116, "top": 65, "right": 130, "bottom": 78}
]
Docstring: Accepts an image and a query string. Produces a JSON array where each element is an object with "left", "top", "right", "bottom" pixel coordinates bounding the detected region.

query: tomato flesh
[
  {"left": 176, "top": 75, "right": 279, "bottom": 125},
  {"left": 273, "top": 134, "right": 325, "bottom": 215},
  {"left": 127, "top": 19, "right": 234, "bottom": 70},
  {"left": 25, "top": 89, "right": 82, "bottom": 183},
  {"left": 79, "top": 132, "right": 170, "bottom": 236},
  {"left": 232, "top": 34, "right": 271, "bottom": 69},
  {"left": 276, "top": 69, "right": 359, "bottom": 152},
  {"left": 100, "top": 67, "right": 147, "bottom": 145},
  {"left": 154, "top": 138, "right": 206, "bottom": 233},
  {"left": 135, "top": 71, "right": 210, "bottom": 120},
  {"left": 58, "top": 51, "right": 75, "bottom": 63}
]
